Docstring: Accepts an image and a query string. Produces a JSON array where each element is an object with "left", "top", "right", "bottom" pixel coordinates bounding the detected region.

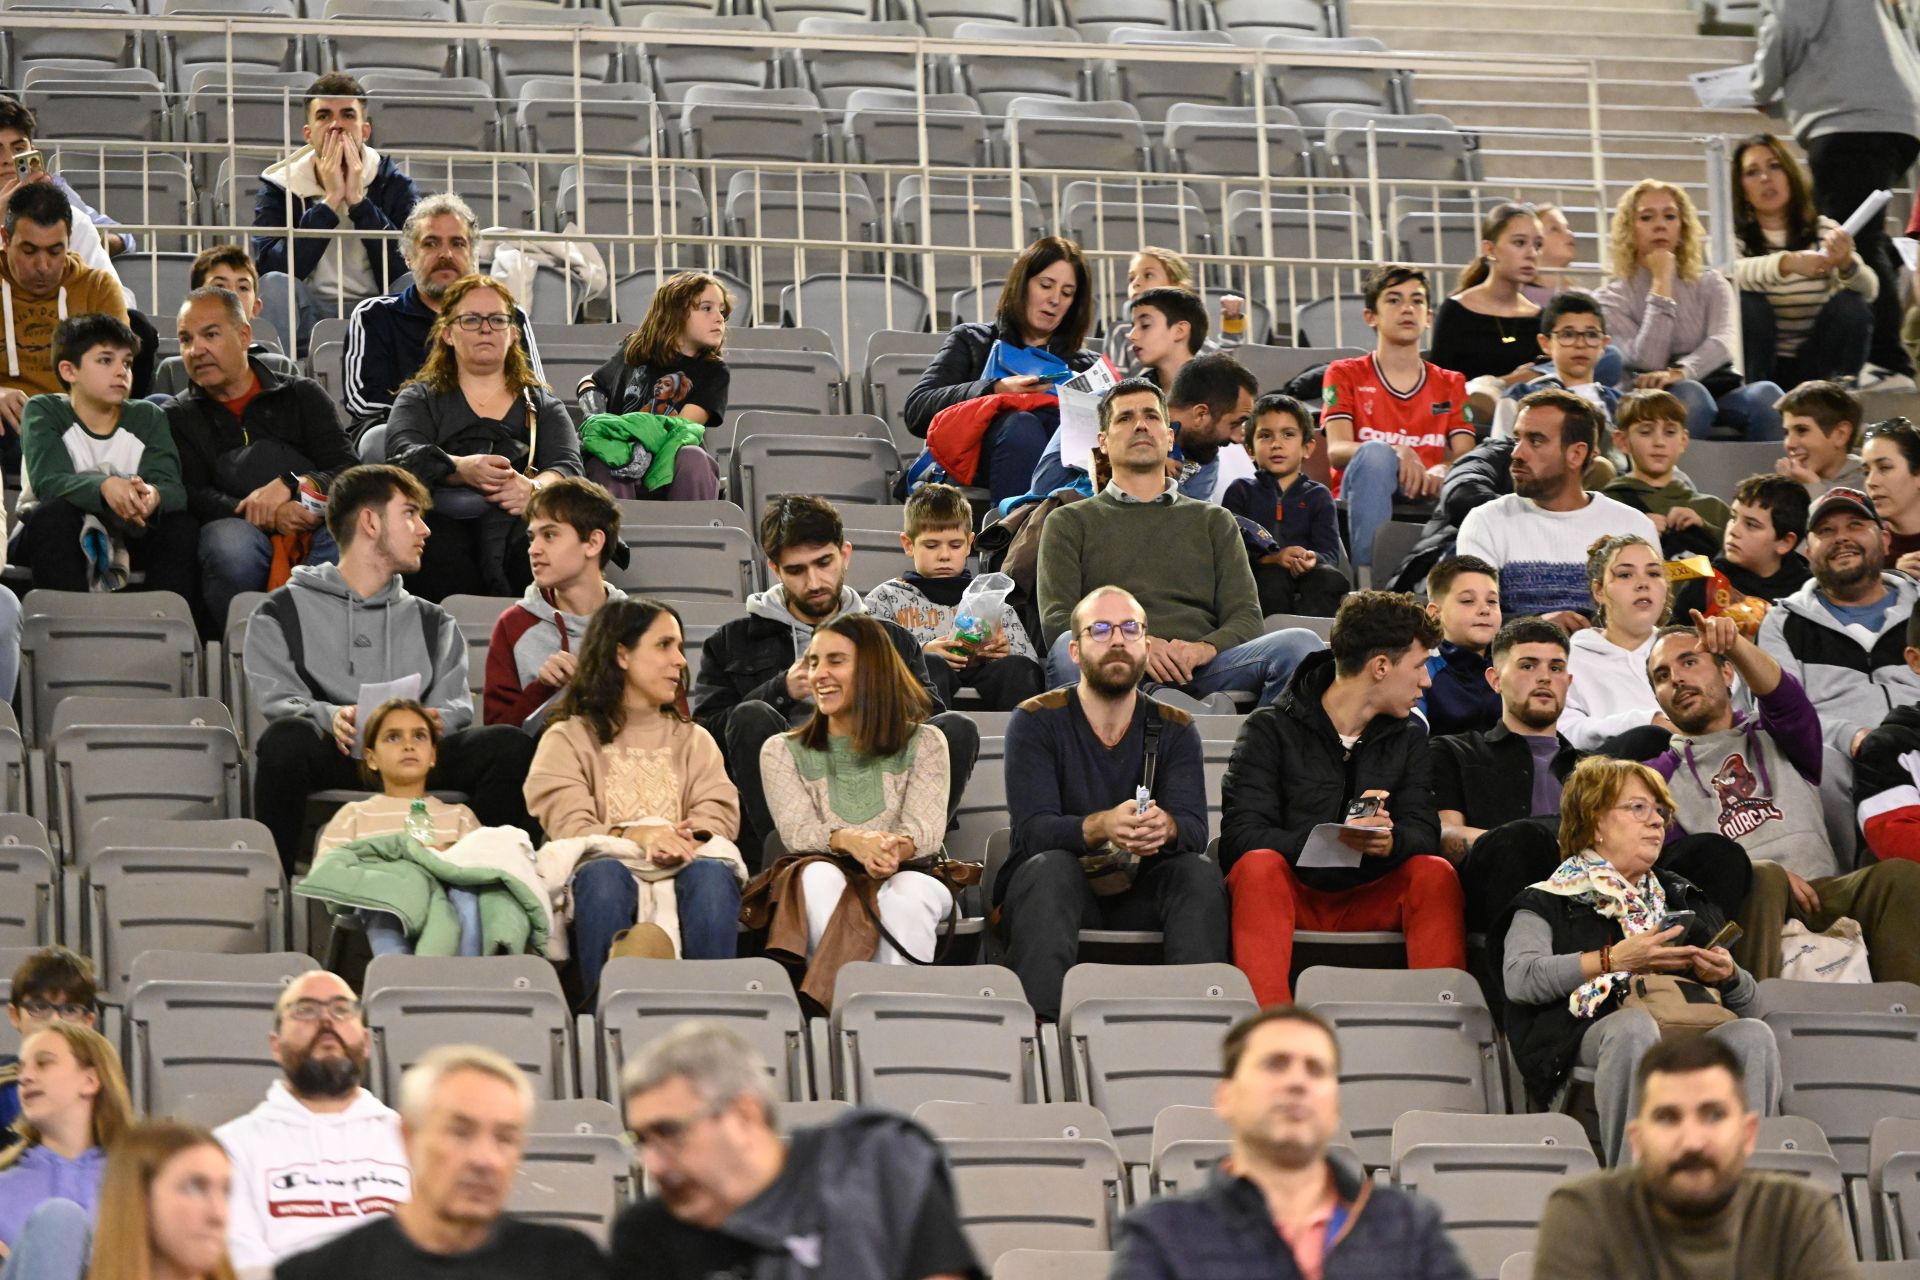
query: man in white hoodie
[
  {"left": 250, "top": 73, "right": 420, "bottom": 355},
  {"left": 215, "top": 971, "right": 410, "bottom": 1277}
]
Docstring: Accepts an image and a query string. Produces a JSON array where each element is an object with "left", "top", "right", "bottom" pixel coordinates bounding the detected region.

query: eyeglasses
[
  {"left": 14, "top": 998, "right": 93, "bottom": 1022},
  {"left": 452, "top": 313, "right": 513, "bottom": 333},
  {"left": 1548, "top": 329, "right": 1607, "bottom": 346},
  {"left": 283, "top": 998, "right": 362, "bottom": 1024},
  {"left": 627, "top": 1102, "right": 725, "bottom": 1154},
  {"left": 1612, "top": 799, "right": 1674, "bottom": 828},
  {"left": 1078, "top": 619, "right": 1145, "bottom": 644}
]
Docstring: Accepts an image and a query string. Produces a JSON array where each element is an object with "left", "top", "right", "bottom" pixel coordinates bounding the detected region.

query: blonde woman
[
  {"left": 0, "top": 1024, "right": 132, "bottom": 1273},
  {"left": 1560, "top": 534, "right": 1673, "bottom": 756},
  {"left": 384, "top": 273, "right": 582, "bottom": 601},
  {"left": 1593, "top": 180, "right": 1783, "bottom": 441}
]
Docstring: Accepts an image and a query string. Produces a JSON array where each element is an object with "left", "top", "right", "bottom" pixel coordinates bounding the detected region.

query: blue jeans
[
  {"left": 1340, "top": 439, "right": 1405, "bottom": 569},
  {"left": 571, "top": 856, "right": 742, "bottom": 997},
  {"left": 0, "top": 1199, "right": 90, "bottom": 1280},
  {"left": 1047, "top": 626, "right": 1323, "bottom": 707},
  {"left": 1665, "top": 377, "right": 1786, "bottom": 442},
  {"left": 365, "top": 887, "right": 482, "bottom": 956},
  {"left": 1741, "top": 288, "right": 1874, "bottom": 386},
  {"left": 978, "top": 410, "right": 1054, "bottom": 507},
  {"left": 200, "top": 517, "right": 340, "bottom": 631}
]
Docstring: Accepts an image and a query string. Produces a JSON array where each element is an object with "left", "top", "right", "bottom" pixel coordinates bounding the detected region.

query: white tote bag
[{"left": 1780, "top": 917, "right": 1871, "bottom": 984}]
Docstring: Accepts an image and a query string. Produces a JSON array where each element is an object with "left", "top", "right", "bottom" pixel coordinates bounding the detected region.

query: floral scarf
[{"left": 1532, "top": 851, "right": 1668, "bottom": 1018}]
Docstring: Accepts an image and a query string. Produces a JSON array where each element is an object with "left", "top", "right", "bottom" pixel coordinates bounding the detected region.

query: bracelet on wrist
[{"left": 1600, "top": 943, "right": 1612, "bottom": 973}]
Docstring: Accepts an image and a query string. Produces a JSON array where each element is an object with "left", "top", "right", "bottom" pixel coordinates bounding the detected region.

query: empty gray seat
[
  {"left": 791, "top": 17, "right": 928, "bottom": 109},
  {"left": 681, "top": 85, "right": 830, "bottom": 178},
  {"left": 440, "top": 595, "right": 515, "bottom": 697},
  {"left": 1262, "top": 34, "right": 1398, "bottom": 128},
  {"left": 125, "top": 949, "right": 319, "bottom": 990},
  {"left": 51, "top": 697, "right": 244, "bottom": 862},
  {"left": 722, "top": 171, "right": 877, "bottom": 302},
  {"left": 830, "top": 961, "right": 1044, "bottom": 1107},
  {"left": 1324, "top": 109, "right": 1472, "bottom": 196},
  {"left": 1873, "top": 1117, "right": 1920, "bottom": 1261},
  {"left": 731, "top": 435, "right": 897, "bottom": 528},
  {"left": 52, "top": 156, "right": 194, "bottom": 253},
  {"left": 639, "top": 12, "right": 775, "bottom": 104},
  {"left": 781, "top": 275, "right": 930, "bottom": 372},
  {"left": 512, "top": 1130, "right": 632, "bottom": 1246},
  {"left": 1292, "top": 293, "right": 1371, "bottom": 348},
  {"left": 596, "top": 957, "right": 812, "bottom": 1103},
  {"left": 161, "top": 0, "right": 298, "bottom": 88},
  {"left": 842, "top": 89, "right": 988, "bottom": 169},
  {"left": 358, "top": 75, "right": 497, "bottom": 151},
  {"left": 1104, "top": 27, "right": 1239, "bottom": 122},
  {"left": 613, "top": 498, "right": 750, "bottom": 532},
  {"left": 1162, "top": 103, "right": 1312, "bottom": 210},
  {"left": 1747, "top": 1116, "right": 1846, "bottom": 1208},
  {"left": 557, "top": 169, "right": 710, "bottom": 275},
  {"left": 1211, "top": 0, "right": 1332, "bottom": 41},
  {"left": 479, "top": 1, "right": 618, "bottom": 100},
  {"left": 166, "top": 1090, "right": 264, "bottom": 1129},
  {"left": 1148, "top": 1104, "right": 1228, "bottom": 1196},
  {"left": 1058, "top": 964, "right": 1260, "bottom": 1163},
  {"left": 516, "top": 78, "right": 660, "bottom": 157},
  {"left": 0, "top": 816, "right": 57, "bottom": 950},
  {"left": 321, "top": 0, "right": 456, "bottom": 76},
  {"left": 1754, "top": 979, "right": 1920, "bottom": 1178},
  {"left": 893, "top": 174, "right": 1046, "bottom": 302},
  {"left": 2, "top": 0, "right": 139, "bottom": 82},
  {"left": 1232, "top": 343, "right": 1364, "bottom": 396},
  {"left": 607, "top": 523, "right": 759, "bottom": 602},
  {"left": 915, "top": 1100, "right": 1118, "bottom": 1145},
  {"left": 125, "top": 978, "right": 290, "bottom": 1114},
  {"left": 1006, "top": 97, "right": 1151, "bottom": 175},
  {"left": 939, "top": 1137, "right": 1125, "bottom": 1267},
  {"left": 1064, "top": 0, "right": 1178, "bottom": 41},
  {"left": 1671, "top": 442, "right": 1783, "bottom": 505},
  {"left": 760, "top": 0, "right": 870, "bottom": 31},
  {"left": 993, "top": 1251, "right": 1117, "bottom": 1280},
  {"left": 364, "top": 955, "right": 577, "bottom": 1100},
  {"left": 951, "top": 23, "right": 1088, "bottom": 116},
  {"left": 728, "top": 350, "right": 847, "bottom": 417},
  {"left": 914, "top": 0, "right": 1023, "bottom": 38}
]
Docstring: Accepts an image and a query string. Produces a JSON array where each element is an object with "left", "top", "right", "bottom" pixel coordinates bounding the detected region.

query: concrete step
[
  {"left": 1436, "top": 99, "right": 1765, "bottom": 140},
  {"left": 1351, "top": 0, "right": 1699, "bottom": 35},
  {"left": 1474, "top": 147, "right": 1714, "bottom": 186},
  {"left": 1358, "top": 25, "right": 1754, "bottom": 62},
  {"left": 1413, "top": 74, "right": 1720, "bottom": 111}
]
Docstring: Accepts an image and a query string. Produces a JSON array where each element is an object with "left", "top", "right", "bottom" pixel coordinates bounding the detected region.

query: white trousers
[{"left": 800, "top": 862, "right": 950, "bottom": 965}]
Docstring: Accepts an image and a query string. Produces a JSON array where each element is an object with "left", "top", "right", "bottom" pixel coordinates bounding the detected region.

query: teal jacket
[
  {"left": 580, "top": 411, "right": 706, "bottom": 491},
  {"left": 294, "top": 833, "right": 549, "bottom": 956}
]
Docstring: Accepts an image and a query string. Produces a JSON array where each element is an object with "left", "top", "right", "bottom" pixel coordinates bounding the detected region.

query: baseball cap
[{"left": 1808, "top": 485, "right": 1881, "bottom": 529}]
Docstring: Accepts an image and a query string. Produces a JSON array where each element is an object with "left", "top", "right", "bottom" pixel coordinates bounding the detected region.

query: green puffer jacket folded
[
  {"left": 294, "top": 829, "right": 552, "bottom": 956},
  {"left": 579, "top": 411, "right": 706, "bottom": 491}
]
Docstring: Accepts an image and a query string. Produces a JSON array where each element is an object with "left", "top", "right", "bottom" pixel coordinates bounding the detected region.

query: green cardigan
[{"left": 294, "top": 833, "right": 549, "bottom": 956}]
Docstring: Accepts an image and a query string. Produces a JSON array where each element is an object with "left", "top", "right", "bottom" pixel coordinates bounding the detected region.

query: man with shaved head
[{"left": 214, "top": 971, "right": 409, "bottom": 1273}]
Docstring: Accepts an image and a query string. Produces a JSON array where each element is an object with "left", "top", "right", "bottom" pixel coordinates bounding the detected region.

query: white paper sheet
[
  {"left": 353, "top": 673, "right": 424, "bottom": 758},
  {"left": 1058, "top": 385, "right": 1103, "bottom": 476},
  {"left": 1296, "top": 823, "right": 1365, "bottom": 870},
  {"left": 1896, "top": 238, "right": 1919, "bottom": 274},
  {"left": 1061, "top": 357, "right": 1119, "bottom": 397},
  {"left": 1688, "top": 66, "right": 1758, "bottom": 110},
  {"left": 1840, "top": 190, "right": 1894, "bottom": 239}
]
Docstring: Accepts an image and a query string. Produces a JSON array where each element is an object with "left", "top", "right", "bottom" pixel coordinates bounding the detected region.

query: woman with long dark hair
[
  {"left": 1729, "top": 133, "right": 1876, "bottom": 388},
  {"left": 904, "top": 236, "right": 1102, "bottom": 505},
  {"left": 751, "top": 614, "right": 952, "bottom": 1009},
  {"left": 526, "top": 598, "right": 744, "bottom": 1000}
]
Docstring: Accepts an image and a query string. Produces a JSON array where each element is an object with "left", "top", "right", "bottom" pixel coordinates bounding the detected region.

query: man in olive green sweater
[
  {"left": 1532, "top": 1036, "right": 1856, "bottom": 1280},
  {"left": 1036, "top": 379, "right": 1324, "bottom": 706}
]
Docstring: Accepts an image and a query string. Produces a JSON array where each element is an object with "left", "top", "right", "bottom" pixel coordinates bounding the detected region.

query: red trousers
[{"left": 1227, "top": 850, "right": 1467, "bottom": 1005}]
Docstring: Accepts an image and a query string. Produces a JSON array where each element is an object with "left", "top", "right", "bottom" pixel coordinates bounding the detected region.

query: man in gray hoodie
[
  {"left": 1751, "top": 0, "right": 1920, "bottom": 387},
  {"left": 244, "top": 464, "right": 537, "bottom": 871}
]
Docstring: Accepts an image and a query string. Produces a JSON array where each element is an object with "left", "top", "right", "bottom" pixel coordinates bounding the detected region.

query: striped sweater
[{"left": 1733, "top": 217, "right": 1878, "bottom": 359}]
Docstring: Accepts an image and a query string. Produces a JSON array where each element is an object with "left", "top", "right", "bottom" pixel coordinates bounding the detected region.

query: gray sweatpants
[{"left": 1578, "top": 1009, "right": 1781, "bottom": 1165}]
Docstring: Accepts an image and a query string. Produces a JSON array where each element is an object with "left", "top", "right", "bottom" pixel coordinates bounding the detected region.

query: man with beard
[
  {"left": 1647, "top": 610, "right": 1920, "bottom": 985},
  {"left": 1756, "top": 486, "right": 1920, "bottom": 758},
  {"left": 341, "top": 193, "right": 545, "bottom": 426},
  {"left": 244, "top": 464, "right": 540, "bottom": 870},
  {"left": 1111, "top": 1007, "right": 1471, "bottom": 1280},
  {"left": 1532, "top": 1035, "right": 1855, "bottom": 1278},
  {"left": 693, "top": 494, "right": 974, "bottom": 865},
  {"left": 1456, "top": 389, "right": 1658, "bottom": 629},
  {"left": 999, "top": 585, "right": 1225, "bottom": 1020},
  {"left": 1165, "top": 352, "right": 1258, "bottom": 505},
  {"left": 215, "top": 972, "right": 409, "bottom": 1273}
]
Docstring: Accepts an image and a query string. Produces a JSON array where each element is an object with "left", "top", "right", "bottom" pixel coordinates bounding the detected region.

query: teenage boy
[
  {"left": 1221, "top": 392, "right": 1348, "bottom": 617},
  {"left": 1604, "top": 388, "right": 1732, "bottom": 559},
  {"left": 863, "top": 483, "right": 1044, "bottom": 712},
  {"left": 1775, "top": 380, "right": 1867, "bottom": 499},
  {"left": 0, "top": 947, "right": 97, "bottom": 1144},
  {"left": 0, "top": 183, "right": 127, "bottom": 429},
  {"left": 1671, "top": 474, "right": 1813, "bottom": 620},
  {"left": 1493, "top": 293, "right": 1621, "bottom": 437},
  {"left": 1416, "top": 555, "right": 1503, "bottom": 737},
  {"left": 1320, "top": 264, "right": 1475, "bottom": 574},
  {"left": 153, "top": 246, "right": 300, "bottom": 393},
  {"left": 16, "top": 314, "right": 198, "bottom": 608},
  {"left": 485, "top": 477, "right": 629, "bottom": 731},
  {"left": 1129, "top": 286, "right": 1208, "bottom": 390}
]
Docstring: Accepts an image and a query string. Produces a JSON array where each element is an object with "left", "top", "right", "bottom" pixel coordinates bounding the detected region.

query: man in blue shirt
[{"left": 1000, "top": 585, "right": 1227, "bottom": 1020}]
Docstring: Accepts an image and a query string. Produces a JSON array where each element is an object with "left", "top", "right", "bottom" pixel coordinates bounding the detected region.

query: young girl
[
  {"left": 0, "top": 1024, "right": 132, "bottom": 1263},
  {"left": 84, "top": 1122, "right": 235, "bottom": 1280},
  {"left": 1561, "top": 534, "right": 1676, "bottom": 756},
  {"left": 525, "top": 599, "right": 745, "bottom": 1001},
  {"left": 312, "top": 699, "right": 483, "bottom": 957},
  {"left": 1429, "top": 202, "right": 1544, "bottom": 420},
  {"left": 577, "top": 271, "right": 728, "bottom": 502},
  {"left": 752, "top": 615, "right": 952, "bottom": 1011}
]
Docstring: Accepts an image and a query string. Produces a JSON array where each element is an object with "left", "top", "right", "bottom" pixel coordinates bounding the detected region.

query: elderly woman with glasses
[
  {"left": 1499, "top": 755, "right": 1779, "bottom": 1166},
  {"left": 385, "top": 274, "right": 582, "bottom": 603}
]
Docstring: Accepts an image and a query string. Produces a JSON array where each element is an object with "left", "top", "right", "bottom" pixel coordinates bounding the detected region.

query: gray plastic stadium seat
[
  {"left": 607, "top": 523, "right": 759, "bottom": 602},
  {"left": 723, "top": 172, "right": 879, "bottom": 305},
  {"left": 1298, "top": 967, "right": 1504, "bottom": 1167},
  {"left": 440, "top": 596, "right": 515, "bottom": 698},
  {"left": 1058, "top": 964, "right": 1260, "bottom": 1163},
  {"left": 948, "top": 738, "right": 1008, "bottom": 867},
  {"left": 610, "top": 265, "right": 752, "bottom": 329},
  {"left": 112, "top": 253, "right": 198, "bottom": 327},
  {"left": 775, "top": 1098, "right": 854, "bottom": 1134},
  {"left": 1148, "top": 1104, "right": 1229, "bottom": 1196},
  {"left": 125, "top": 978, "right": 291, "bottom": 1114},
  {"left": 1266, "top": 612, "right": 1337, "bottom": 642},
  {"left": 1293, "top": 293, "right": 1371, "bottom": 348},
  {"left": 220, "top": 592, "right": 270, "bottom": 753},
  {"left": 939, "top": 1137, "right": 1125, "bottom": 1266},
  {"left": 1398, "top": 208, "right": 1484, "bottom": 268},
  {"left": 728, "top": 411, "right": 893, "bottom": 476},
  {"left": 1065, "top": 0, "right": 1178, "bottom": 40},
  {"left": 842, "top": 89, "right": 988, "bottom": 169},
  {"left": 533, "top": 1098, "right": 625, "bottom": 1135},
  {"left": 761, "top": 0, "right": 870, "bottom": 31},
  {"left": 1211, "top": 0, "right": 1332, "bottom": 41},
  {"left": 359, "top": 75, "right": 497, "bottom": 152},
  {"left": 731, "top": 436, "right": 896, "bottom": 523},
  {"left": 1390, "top": 1111, "right": 1597, "bottom": 1280},
  {"left": 321, "top": 0, "right": 455, "bottom": 77},
  {"left": 51, "top": 697, "right": 244, "bottom": 862},
  {"left": 914, "top": 0, "right": 1023, "bottom": 38},
  {"left": 781, "top": 276, "right": 930, "bottom": 373},
  {"left": 791, "top": 18, "right": 928, "bottom": 109},
  {"left": 125, "top": 948, "right": 319, "bottom": 990},
  {"left": 994, "top": 1252, "right": 1116, "bottom": 1280},
  {"left": 596, "top": 956, "right": 812, "bottom": 1102},
  {"left": 1498, "top": 1254, "right": 1533, "bottom": 1280},
  {"left": 161, "top": 0, "right": 298, "bottom": 88},
  {"left": 639, "top": 12, "right": 776, "bottom": 105},
  {"left": 1006, "top": 97, "right": 1151, "bottom": 175},
  {"left": 2, "top": 0, "right": 139, "bottom": 82},
  {"left": 681, "top": 85, "right": 829, "bottom": 182},
  {"left": 513, "top": 1130, "right": 632, "bottom": 1246},
  {"left": 1873, "top": 1117, "right": 1920, "bottom": 1260},
  {"left": 554, "top": 167, "right": 709, "bottom": 260},
  {"left": 167, "top": 1090, "right": 262, "bottom": 1129},
  {"left": 829, "top": 961, "right": 1044, "bottom": 1107},
  {"left": 893, "top": 174, "right": 1045, "bottom": 302},
  {"left": 17, "top": 70, "right": 162, "bottom": 144},
  {"left": 1232, "top": 344, "right": 1364, "bottom": 397},
  {"left": 1324, "top": 109, "right": 1473, "bottom": 196},
  {"left": 1753, "top": 979, "right": 1920, "bottom": 1178},
  {"left": 516, "top": 79, "right": 659, "bottom": 157},
  {"left": 479, "top": 2, "right": 617, "bottom": 100},
  {"left": 915, "top": 1100, "right": 1118, "bottom": 1145},
  {"left": 1673, "top": 442, "right": 1781, "bottom": 505},
  {"left": 1162, "top": 103, "right": 1312, "bottom": 207},
  {"left": 950, "top": 23, "right": 1088, "bottom": 116},
  {"left": 0, "top": 948, "right": 39, "bottom": 1060},
  {"left": 1262, "top": 34, "right": 1398, "bottom": 128},
  {"left": 1105, "top": 27, "right": 1239, "bottom": 122},
  {"left": 1226, "top": 206, "right": 1369, "bottom": 272},
  {"left": 52, "top": 155, "right": 194, "bottom": 253},
  {"left": 0, "top": 816, "right": 57, "bottom": 950},
  {"left": 1747, "top": 1116, "right": 1846, "bottom": 1210},
  {"left": 0, "top": 712, "right": 28, "bottom": 817},
  {"left": 83, "top": 817, "right": 287, "bottom": 997},
  {"left": 613, "top": 499, "right": 750, "bottom": 532},
  {"left": 364, "top": 955, "right": 577, "bottom": 1100}
]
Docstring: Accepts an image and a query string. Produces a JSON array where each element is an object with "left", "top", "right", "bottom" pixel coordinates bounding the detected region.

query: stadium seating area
[{"left": 6, "top": 0, "right": 1920, "bottom": 1274}]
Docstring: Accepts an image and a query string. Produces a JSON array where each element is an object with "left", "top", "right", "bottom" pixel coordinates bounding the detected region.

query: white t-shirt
[{"left": 1455, "top": 491, "right": 1659, "bottom": 620}]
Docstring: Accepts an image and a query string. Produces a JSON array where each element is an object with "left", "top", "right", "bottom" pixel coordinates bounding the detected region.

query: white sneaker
[{"left": 1859, "top": 364, "right": 1919, "bottom": 393}]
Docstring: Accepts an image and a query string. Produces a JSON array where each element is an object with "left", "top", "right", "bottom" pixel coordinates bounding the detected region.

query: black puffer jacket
[
  {"left": 1219, "top": 649, "right": 1438, "bottom": 891},
  {"left": 1387, "top": 436, "right": 1515, "bottom": 592},
  {"left": 902, "top": 320, "right": 1100, "bottom": 438}
]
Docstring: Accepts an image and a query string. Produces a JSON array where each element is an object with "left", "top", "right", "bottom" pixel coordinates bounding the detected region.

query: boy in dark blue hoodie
[
  {"left": 1220, "top": 392, "right": 1348, "bottom": 617},
  {"left": 1417, "top": 554, "right": 1503, "bottom": 736}
]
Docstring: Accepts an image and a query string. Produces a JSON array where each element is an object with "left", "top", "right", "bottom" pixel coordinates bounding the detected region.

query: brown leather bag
[{"left": 1620, "top": 975, "right": 1736, "bottom": 1040}]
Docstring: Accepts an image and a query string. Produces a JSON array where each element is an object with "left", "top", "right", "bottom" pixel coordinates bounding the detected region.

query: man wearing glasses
[
  {"left": 215, "top": 971, "right": 409, "bottom": 1273},
  {"left": 611, "top": 1021, "right": 977, "bottom": 1280},
  {"left": 1000, "top": 585, "right": 1225, "bottom": 1021},
  {"left": 1, "top": 947, "right": 96, "bottom": 1150},
  {"left": 1647, "top": 604, "right": 1920, "bottom": 986}
]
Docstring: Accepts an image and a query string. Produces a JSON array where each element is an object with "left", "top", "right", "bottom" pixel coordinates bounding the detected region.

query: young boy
[
  {"left": 1775, "top": 380, "right": 1867, "bottom": 500},
  {"left": 1604, "top": 388, "right": 1732, "bottom": 559},
  {"left": 1320, "top": 264, "right": 1474, "bottom": 573},
  {"left": 173, "top": 245, "right": 299, "bottom": 381},
  {"left": 1128, "top": 286, "right": 1209, "bottom": 389},
  {"left": 1416, "top": 554, "right": 1503, "bottom": 736},
  {"left": 1494, "top": 293, "right": 1622, "bottom": 439},
  {"left": 864, "top": 484, "right": 1044, "bottom": 711},
  {"left": 16, "top": 314, "right": 198, "bottom": 610},
  {"left": 1670, "top": 472, "right": 1813, "bottom": 620},
  {"left": 485, "top": 476, "right": 629, "bottom": 731},
  {"left": 1, "top": 946, "right": 98, "bottom": 1148},
  {"left": 1221, "top": 392, "right": 1349, "bottom": 617}
]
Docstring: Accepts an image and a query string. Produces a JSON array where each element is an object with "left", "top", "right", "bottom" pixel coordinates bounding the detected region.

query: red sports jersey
[{"left": 1320, "top": 353, "right": 1471, "bottom": 496}]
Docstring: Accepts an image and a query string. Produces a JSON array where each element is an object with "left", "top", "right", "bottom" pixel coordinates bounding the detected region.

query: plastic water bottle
[{"left": 405, "top": 798, "right": 434, "bottom": 847}]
